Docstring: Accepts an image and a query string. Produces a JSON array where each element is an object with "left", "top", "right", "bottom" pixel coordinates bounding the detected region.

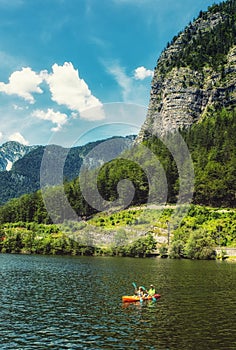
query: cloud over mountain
[{"left": 8, "top": 132, "right": 29, "bottom": 145}]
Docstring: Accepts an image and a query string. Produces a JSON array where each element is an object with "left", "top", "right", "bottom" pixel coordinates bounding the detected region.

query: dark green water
[{"left": 0, "top": 254, "right": 235, "bottom": 349}]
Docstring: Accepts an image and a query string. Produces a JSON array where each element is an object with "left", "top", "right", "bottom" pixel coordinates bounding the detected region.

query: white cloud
[
  {"left": 134, "top": 66, "right": 154, "bottom": 80},
  {"left": 8, "top": 132, "right": 29, "bottom": 145},
  {"left": 13, "top": 104, "right": 29, "bottom": 111},
  {"left": 44, "top": 62, "right": 104, "bottom": 120},
  {"left": 0, "top": 62, "right": 105, "bottom": 121},
  {"left": 32, "top": 108, "right": 68, "bottom": 132},
  {"left": 0, "top": 131, "right": 3, "bottom": 142},
  {"left": 106, "top": 62, "right": 132, "bottom": 102},
  {"left": 0, "top": 67, "right": 43, "bottom": 103},
  {"left": 105, "top": 61, "right": 151, "bottom": 105}
]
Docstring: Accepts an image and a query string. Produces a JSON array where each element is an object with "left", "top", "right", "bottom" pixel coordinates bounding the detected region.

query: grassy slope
[{"left": 86, "top": 204, "right": 236, "bottom": 248}]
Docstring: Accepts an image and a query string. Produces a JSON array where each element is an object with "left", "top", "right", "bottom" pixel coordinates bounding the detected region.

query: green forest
[
  {"left": 0, "top": 106, "right": 235, "bottom": 259},
  {"left": 1, "top": 105, "right": 234, "bottom": 225}
]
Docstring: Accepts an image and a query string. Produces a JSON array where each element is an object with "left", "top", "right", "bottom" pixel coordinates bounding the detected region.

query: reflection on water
[{"left": 0, "top": 254, "right": 235, "bottom": 349}]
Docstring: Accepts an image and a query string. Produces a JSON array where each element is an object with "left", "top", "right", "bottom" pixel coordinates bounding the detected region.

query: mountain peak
[
  {"left": 137, "top": 0, "right": 236, "bottom": 141},
  {"left": 0, "top": 142, "right": 38, "bottom": 171}
]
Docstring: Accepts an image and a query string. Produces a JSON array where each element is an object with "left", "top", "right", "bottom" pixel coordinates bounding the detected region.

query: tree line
[
  {"left": 0, "top": 222, "right": 157, "bottom": 258},
  {"left": 0, "top": 106, "right": 235, "bottom": 225},
  {"left": 1, "top": 205, "right": 235, "bottom": 259}
]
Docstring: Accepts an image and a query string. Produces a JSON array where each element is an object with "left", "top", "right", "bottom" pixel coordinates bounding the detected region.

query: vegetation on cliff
[
  {"left": 162, "top": 0, "right": 236, "bottom": 73},
  {"left": 0, "top": 205, "right": 235, "bottom": 259},
  {"left": 144, "top": 106, "right": 236, "bottom": 207}
]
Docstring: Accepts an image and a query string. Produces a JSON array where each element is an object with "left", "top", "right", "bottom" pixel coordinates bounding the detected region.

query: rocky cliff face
[
  {"left": 0, "top": 141, "right": 38, "bottom": 171},
  {"left": 137, "top": 1, "right": 236, "bottom": 140}
]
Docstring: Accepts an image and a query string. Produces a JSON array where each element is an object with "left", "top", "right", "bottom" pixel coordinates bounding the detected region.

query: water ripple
[{"left": 0, "top": 255, "right": 236, "bottom": 349}]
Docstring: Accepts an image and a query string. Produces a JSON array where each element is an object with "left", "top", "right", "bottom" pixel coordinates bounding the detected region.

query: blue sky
[{"left": 0, "top": 0, "right": 220, "bottom": 146}]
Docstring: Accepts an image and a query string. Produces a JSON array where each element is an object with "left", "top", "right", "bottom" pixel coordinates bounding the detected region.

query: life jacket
[{"left": 148, "top": 288, "right": 156, "bottom": 296}]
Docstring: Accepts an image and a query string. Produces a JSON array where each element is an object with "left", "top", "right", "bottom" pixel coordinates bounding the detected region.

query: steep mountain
[
  {"left": 134, "top": 0, "right": 236, "bottom": 207},
  {"left": 0, "top": 135, "right": 135, "bottom": 205},
  {"left": 0, "top": 141, "right": 39, "bottom": 171},
  {"left": 137, "top": 0, "right": 236, "bottom": 140}
]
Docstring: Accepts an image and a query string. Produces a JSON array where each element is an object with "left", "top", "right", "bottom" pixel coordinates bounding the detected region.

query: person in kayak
[
  {"left": 148, "top": 284, "right": 156, "bottom": 296},
  {"left": 136, "top": 286, "right": 146, "bottom": 297}
]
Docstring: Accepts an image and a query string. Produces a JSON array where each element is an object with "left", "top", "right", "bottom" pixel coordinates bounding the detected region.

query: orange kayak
[{"left": 122, "top": 294, "right": 161, "bottom": 302}]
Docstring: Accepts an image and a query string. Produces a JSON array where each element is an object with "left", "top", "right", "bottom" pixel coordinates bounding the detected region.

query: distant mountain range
[
  {"left": 0, "top": 141, "right": 39, "bottom": 172},
  {"left": 0, "top": 136, "right": 135, "bottom": 205}
]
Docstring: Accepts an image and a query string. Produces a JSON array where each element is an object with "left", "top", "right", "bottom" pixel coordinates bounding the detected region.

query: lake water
[{"left": 0, "top": 254, "right": 235, "bottom": 349}]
